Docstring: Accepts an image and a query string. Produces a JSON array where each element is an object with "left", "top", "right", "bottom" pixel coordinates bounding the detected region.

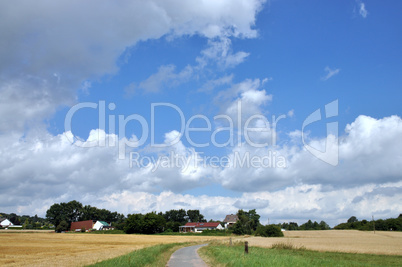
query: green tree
[
  {"left": 347, "top": 216, "right": 358, "bottom": 223},
  {"left": 46, "top": 203, "right": 65, "bottom": 226},
  {"left": 55, "top": 220, "right": 69, "bottom": 233},
  {"left": 319, "top": 221, "right": 330, "bottom": 230},
  {"left": 232, "top": 209, "right": 261, "bottom": 235},
  {"left": 65, "top": 200, "right": 83, "bottom": 223},
  {"left": 187, "top": 210, "right": 206, "bottom": 223},
  {"left": 256, "top": 225, "right": 284, "bottom": 237},
  {"left": 142, "top": 212, "right": 166, "bottom": 234},
  {"left": 124, "top": 214, "right": 144, "bottom": 234}
]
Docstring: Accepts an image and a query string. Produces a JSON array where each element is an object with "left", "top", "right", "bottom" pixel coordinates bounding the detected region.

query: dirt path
[{"left": 167, "top": 244, "right": 208, "bottom": 267}]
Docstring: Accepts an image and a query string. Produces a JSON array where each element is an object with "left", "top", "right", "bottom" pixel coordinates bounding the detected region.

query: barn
[{"left": 70, "top": 220, "right": 112, "bottom": 231}]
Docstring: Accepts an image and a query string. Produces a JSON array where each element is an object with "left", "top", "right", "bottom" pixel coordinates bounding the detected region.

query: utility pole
[{"left": 372, "top": 215, "right": 375, "bottom": 234}]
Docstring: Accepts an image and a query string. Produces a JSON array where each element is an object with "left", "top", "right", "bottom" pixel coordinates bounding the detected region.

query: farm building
[
  {"left": 93, "top": 221, "right": 112, "bottom": 230},
  {"left": 70, "top": 220, "right": 113, "bottom": 231},
  {"left": 0, "top": 218, "right": 14, "bottom": 228},
  {"left": 179, "top": 222, "right": 223, "bottom": 233},
  {"left": 223, "top": 214, "right": 239, "bottom": 228}
]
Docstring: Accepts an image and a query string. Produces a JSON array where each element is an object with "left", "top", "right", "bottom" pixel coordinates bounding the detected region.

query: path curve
[{"left": 166, "top": 243, "right": 208, "bottom": 267}]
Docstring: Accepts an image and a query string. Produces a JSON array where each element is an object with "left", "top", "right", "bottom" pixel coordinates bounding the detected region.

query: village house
[
  {"left": 179, "top": 222, "right": 223, "bottom": 233},
  {"left": 0, "top": 218, "right": 14, "bottom": 228},
  {"left": 223, "top": 214, "right": 239, "bottom": 228},
  {"left": 70, "top": 220, "right": 113, "bottom": 232}
]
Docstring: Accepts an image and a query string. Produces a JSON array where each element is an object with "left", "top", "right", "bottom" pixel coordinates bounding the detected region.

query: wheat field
[
  {"left": 245, "top": 230, "right": 402, "bottom": 255},
  {"left": 0, "top": 230, "right": 401, "bottom": 266},
  {"left": 0, "top": 232, "right": 224, "bottom": 266}
]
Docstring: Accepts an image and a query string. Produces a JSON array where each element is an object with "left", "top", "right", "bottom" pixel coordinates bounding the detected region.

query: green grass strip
[
  {"left": 88, "top": 242, "right": 187, "bottom": 267},
  {"left": 199, "top": 243, "right": 402, "bottom": 267}
]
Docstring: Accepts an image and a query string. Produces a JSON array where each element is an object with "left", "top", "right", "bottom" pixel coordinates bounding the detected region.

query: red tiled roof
[
  {"left": 70, "top": 220, "right": 94, "bottom": 231},
  {"left": 184, "top": 222, "right": 220, "bottom": 227}
]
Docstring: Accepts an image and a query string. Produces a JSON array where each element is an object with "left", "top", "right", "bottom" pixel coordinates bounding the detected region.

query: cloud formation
[
  {"left": 1, "top": 112, "right": 401, "bottom": 224},
  {"left": 0, "top": 0, "right": 265, "bottom": 132},
  {"left": 356, "top": 1, "right": 368, "bottom": 18}
]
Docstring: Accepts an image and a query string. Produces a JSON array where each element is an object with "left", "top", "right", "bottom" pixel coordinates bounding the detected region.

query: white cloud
[
  {"left": 0, "top": 115, "right": 401, "bottom": 225},
  {"left": 126, "top": 65, "right": 193, "bottom": 94},
  {"left": 0, "top": 0, "right": 265, "bottom": 132},
  {"left": 321, "top": 66, "right": 340, "bottom": 81},
  {"left": 356, "top": 1, "right": 368, "bottom": 18},
  {"left": 216, "top": 78, "right": 272, "bottom": 127},
  {"left": 9, "top": 183, "right": 401, "bottom": 227},
  {"left": 199, "top": 74, "right": 234, "bottom": 92},
  {"left": 218, "top": 115, "right": 402, "bottom": 192},
  {"left": 197, "top": 37, "right": 250, "bottom": 69}
]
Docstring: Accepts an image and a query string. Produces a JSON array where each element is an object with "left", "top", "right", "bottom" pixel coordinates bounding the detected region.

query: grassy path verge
[
  {"left": 87, "top": 242, "right": 191, "bottom": 267},
  {"left": 199, "top": 242, "right": 402, "bottom": 266}
]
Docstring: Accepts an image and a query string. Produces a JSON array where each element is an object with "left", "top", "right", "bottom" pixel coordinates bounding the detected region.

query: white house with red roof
[{"left": 179, "top": 222, "right": 224, "bottom": 233}]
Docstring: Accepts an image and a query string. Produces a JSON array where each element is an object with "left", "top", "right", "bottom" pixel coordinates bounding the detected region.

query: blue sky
[{"left": 0, "top": 0, "right": 401, "bottom": 226}]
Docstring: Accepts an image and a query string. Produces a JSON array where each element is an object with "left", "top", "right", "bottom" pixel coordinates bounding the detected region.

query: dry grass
[
  {"left": 1, "top": 230, "right": 401, "bottom": 266},
  {"left": 245, "top": 230, "right": 402, "bottom": 255},
  {"left": 0, "top": 232, "right": 225, "bottom": 266}
]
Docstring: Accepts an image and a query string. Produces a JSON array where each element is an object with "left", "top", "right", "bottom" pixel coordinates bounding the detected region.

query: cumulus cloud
[
  {"left": 1, "top": 114, "right": 401, "bottom": 222},
  {"left": 218, "top": 115, "right": 402, "bottom": 192},
  {"left": 215, "top": 78, "right": 272, "bottom": 128},
  {"left": 9, "top": 182, "right": 401, "bottom": 227},
  {"left": 0, "top": 0, "right": 265, "bottom": 132}
]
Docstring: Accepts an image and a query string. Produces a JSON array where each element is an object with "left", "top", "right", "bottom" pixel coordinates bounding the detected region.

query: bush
[
  {"left": 55, "top": 220, "right": 69, "bottom": 233},
  {"left": 256, "top": 225, "right": 284, "bottom": 237}
]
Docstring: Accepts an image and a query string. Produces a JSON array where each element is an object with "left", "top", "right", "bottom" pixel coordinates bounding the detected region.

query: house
[
  {"left": 0, "top": 218, "right": 14, "bottom": 228},
  {"left": 93, "top": 221, "right": 112, "bottom": 230},
  {"left": 179, "top": 222, "right": 224, "bottom": 233},
  {"left": 70, "top": 220, "right": 113, "bottom": 231},
  {"left": 223, "top": 214, "right": 239, "bottom": 228}
]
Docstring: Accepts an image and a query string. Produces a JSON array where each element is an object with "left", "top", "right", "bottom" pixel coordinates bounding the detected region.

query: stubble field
[
  {"left": 0, "top": 230, "right": 401, "bottom": 266},
  {"left": 246, "top": 230, "right": 402, "bottom": 255},
  {"left": 0, "top": 231, "right": 224, "bottom": 266}
]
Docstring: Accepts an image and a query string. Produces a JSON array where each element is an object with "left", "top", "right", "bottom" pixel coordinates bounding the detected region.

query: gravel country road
[{"left": 166, "top": 243, "right": 208, "bottom": 267}]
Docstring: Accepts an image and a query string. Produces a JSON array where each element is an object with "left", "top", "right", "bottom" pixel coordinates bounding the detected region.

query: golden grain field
[
  {"left": 0, "top": 230, "right": 401, "bottom": 266},
  {"left": 0, "top": 231, "right": 225, "bottom": 267},
  {"left": 245, "top": 230, "right": 402, "bottom": 255}
]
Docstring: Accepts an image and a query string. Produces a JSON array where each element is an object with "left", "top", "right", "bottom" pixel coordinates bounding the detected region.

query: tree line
[
  {"left": 123, "top": 209, "right": 207, "bottom": 234},
  {"left": 45, "top": 200, "right": 208, "bottom": 233},
  {"left": 280, "top": 220, "right": 330, "bottom": 231},
  {"left": 0, "top": 212, "right": 50, "bottom": 229},
  {"left": 46, "top": 200, "right": 125, "bottom": 231},
  {"left": 334, "top": 215, "right": 402, "bottom": 231},
  {"left": 10, "top": 200, "right": 401, "bottom": 234}
]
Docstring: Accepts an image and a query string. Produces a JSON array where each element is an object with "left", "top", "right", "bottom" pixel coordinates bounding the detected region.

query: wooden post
[
  {"left": 245, "top": 241, "right": 249, "bottom": 254},
  {"left": 230, "top": 237, "right": 232, "bottom": 246},
  {"left": 372, "top": 215, "right": 375, "bottom": 234}
]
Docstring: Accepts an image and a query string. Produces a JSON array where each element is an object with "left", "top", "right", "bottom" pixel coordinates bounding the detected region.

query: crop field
[
  {"left": 0, "top": 230, "right": 401, "bottom": 266},
  {"left": 0, "top": 232, "right": 224, "bottom": 266},
  {"left": 245, "top": 230, "right": 402, "bottom": 255}
]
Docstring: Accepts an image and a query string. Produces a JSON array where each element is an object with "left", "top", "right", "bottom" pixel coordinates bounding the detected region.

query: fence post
[
  {"left": 245, "top": 241, "right": 249, "bottom": 254},
  {"left": 230, "top": 237, "right": 232, "bottom": 246}
]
